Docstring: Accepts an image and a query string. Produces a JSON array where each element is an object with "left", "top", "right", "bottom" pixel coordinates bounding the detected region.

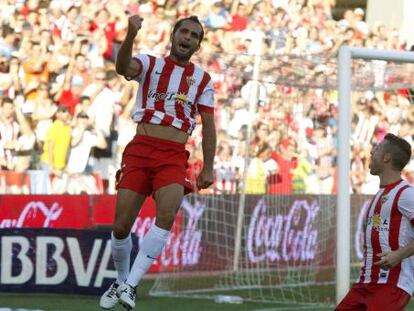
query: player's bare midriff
[{"left": 136, "top": 122, "right": 189, "bottom": 144}]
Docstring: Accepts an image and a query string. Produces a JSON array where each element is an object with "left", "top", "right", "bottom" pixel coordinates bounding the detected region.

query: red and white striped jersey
[
  {"left": 358, "top": 179, "right": 414, "bottom": 295},
  {"left": 129, "top": 54, "right": 215, "bottom": 135}
]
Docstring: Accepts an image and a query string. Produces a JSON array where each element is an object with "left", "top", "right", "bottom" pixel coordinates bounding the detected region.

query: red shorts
[
  {"left": 335, "top": 284, "right": 411, "bottom": 311},
  {"left": 116, "top": 135, "right": 193, "bottom": 196}
]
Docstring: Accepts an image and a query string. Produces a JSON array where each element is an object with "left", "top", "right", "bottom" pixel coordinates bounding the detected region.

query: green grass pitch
[{"left": 1, "top": 280, "right": 413, "bottom": 311}]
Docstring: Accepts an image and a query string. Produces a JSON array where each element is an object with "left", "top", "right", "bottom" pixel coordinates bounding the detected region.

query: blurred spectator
[
  {"left": 14, "top": 100, "right": 36, "bottom": 172},
  {"left": 204, "top": 2, "right": 230, "bottom": 30},
  {"left": 268, "top": 137, "right": 298, "bottom": 194},
  {"left": 0, "top": 25, "right": 16, "bottom": 59},
  {"left": 40, "top": 105, "right": 71, "bottom": 175},
  {"left": 0, "top": 97, "right": 20, "bottom": 170},
  {"left": 227, "top": 97, "right": 249, "bottom": 138},
  {"left": 350, "top": 143, "right": 367, "bottom": 193},
  {"left": 84, "top": 69, "right": 116, "bottom": 139},
  {"left": 32, "top": 82, "right": 57, "bottom": 146},
  {"left": 22, "top": 41, "right": 49, "bottom": 84},
  {"left": 292, "top": 148, "right": 312, "bottom": 194},
  {"left": 353, "top": 7, "right": 369, "bottom": 36},
  {"left": 66, "top": 113, "right": 107, "bottom": 174},
  {"left": 352, "top": 96, "right": 379, "bottom": 146},
  {"left": 245, "top": 143, "right": 273, "bottom": 194},
  {"left": 215, "top": 142, "right": 237, "bottom": 194}
]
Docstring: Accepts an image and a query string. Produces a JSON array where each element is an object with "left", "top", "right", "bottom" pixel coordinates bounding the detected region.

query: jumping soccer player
[{"left": 99, "top": 14, "right": 216, "bottom": 310}]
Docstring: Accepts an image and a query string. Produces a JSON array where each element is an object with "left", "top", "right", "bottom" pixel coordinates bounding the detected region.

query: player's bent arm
[
  {"left": 396, "top": 240, "right": 414, "bottom": 260},
  {"left": 375, "top": 239, "right": 414, "bottom": 270},
  {"left": 115, "top": 31, "right": 142, "bottom": 79},
  {"left": 199, "top": 110, "right": 217, "bottom": 172}
]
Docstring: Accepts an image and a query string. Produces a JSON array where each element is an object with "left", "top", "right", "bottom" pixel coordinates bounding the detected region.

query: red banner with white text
[
  {"left": 0, "top": 195, "right": 182, "bottom": 273},
  {"left": 0, "top": 195, "right": 91, "bottom": 228}
]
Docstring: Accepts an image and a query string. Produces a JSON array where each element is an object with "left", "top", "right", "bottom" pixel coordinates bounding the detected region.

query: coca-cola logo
[
  {"left": 247, "top": 199, "right": 319, "bottom": 263},
  {"left": 0, "top": 201, "right": 63, "bottom": 228},
  {"left": 131, "top": 197, "right": 205, "bottom": 268}
]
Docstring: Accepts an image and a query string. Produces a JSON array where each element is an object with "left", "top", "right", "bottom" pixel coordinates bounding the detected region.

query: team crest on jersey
[
  {"left": 186, "top": 76, "right": 196, "bottom": 86},
  {"left": 372, "top": 214, "right": 381, "bottom": 230},
  {"left": 381, "top": 195, "right": 389, "bottom": 205}
]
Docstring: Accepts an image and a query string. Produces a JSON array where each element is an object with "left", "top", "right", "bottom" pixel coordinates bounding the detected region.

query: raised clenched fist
[{"left": 128, "top": 15, "right": 143, "bottom": 35}]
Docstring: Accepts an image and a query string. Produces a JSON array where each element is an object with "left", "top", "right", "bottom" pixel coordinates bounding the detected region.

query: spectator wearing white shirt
[
  {"left": 0, "top": 97, "right": 20, "bottom": 170},
  {"left": 227, "top": 97, "right": 250, "bottom": 138},
  {"left": 83, "top": 69, "right": 119, "bottom": 180},
  {"left": 353, "top": 8, "right": 369, "bottom": 36},
  {"left": 84, "top": 69, "right": 117, "bottom": 138},
  {"left": 66, "top": 113, "right": 107, "bottom": 174}
]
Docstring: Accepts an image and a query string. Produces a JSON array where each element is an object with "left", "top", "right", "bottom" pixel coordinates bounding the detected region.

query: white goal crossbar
[{"left": 337, "top": 47, "right": 414, "bottom": 303}]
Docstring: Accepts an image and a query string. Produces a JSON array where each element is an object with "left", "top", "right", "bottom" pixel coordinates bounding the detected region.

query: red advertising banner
[
  {"left": 0, "top": 194, "right": 370, "bottom": 278},
  {"left": 0, "top": 195, "right": 181, "bottom": 273},
  {"left": 0, "top": 195, "right": 91, "bottom": 229},
  {"left": 0, "top": 195, "right": 159, "bottom": 229},
  {"left": 90, "top": 195, "right": 117, "bottom": 226},
  {"left": 91, "top": 195, "right": 157, "bottom": 227}
]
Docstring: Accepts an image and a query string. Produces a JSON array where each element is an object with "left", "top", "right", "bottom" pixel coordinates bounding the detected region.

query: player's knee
[
  {"left": 112, "top": 224, "right": 131, "bottom": 239},
  {"left": 156, "top": 212, "right": 176, "bottom": 230}
]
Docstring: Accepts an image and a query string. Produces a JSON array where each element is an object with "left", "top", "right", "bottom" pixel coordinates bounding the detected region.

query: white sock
[
  {"left": 111, "top": 232, "right": 132, "bottom": 284},
  {"left": 126, "top": 224, "right": 170, "bottom": 287}
]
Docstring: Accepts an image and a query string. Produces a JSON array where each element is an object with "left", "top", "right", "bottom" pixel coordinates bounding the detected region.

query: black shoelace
[
  {"left": 126, "top": 285, "right": 135, "bottom": 300},
  {"left": 108, "top": 283, "right": 119, "bottom": 297}
]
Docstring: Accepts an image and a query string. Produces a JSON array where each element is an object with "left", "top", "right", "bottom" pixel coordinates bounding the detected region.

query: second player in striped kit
[{"left": 336, "top": 133, "right": 414, "bottom": 311}]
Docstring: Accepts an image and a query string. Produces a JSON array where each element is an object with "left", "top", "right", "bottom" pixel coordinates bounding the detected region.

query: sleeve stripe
[
  {"left": 195, "top": 72, "right": 211, "bottom": 102},
  {"left": 198, "top": 105, "right": 214, "bottom": 114}
]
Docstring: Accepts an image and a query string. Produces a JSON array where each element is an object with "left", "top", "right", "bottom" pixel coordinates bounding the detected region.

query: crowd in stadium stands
[{"left": 0, "top": 0, "right": 413, "bottom": 195}]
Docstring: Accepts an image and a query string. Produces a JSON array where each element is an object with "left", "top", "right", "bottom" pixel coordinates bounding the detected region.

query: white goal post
[{"left": 337, "top": 46, "right": 414, "bottom": 304}]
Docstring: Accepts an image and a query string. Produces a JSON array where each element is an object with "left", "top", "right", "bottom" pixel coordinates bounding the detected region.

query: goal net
[{"left": 149, "top": 49, "right": 414, "bottom": 308}]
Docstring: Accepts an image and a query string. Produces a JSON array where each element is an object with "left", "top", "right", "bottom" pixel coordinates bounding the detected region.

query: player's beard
[
  {"left": 369, "top": 161, "right": 380, "bottom": 176},
  {"left": 171, "top": 42, "right": 196, "bottom": 63}
]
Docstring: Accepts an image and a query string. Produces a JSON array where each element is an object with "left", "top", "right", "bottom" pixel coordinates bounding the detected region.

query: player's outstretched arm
[
  {"left": 116, "top": 15, "right": 143, "bottom": 79},
  {"left": 196, "top": 110, "right": 216, "bottom": 190}
]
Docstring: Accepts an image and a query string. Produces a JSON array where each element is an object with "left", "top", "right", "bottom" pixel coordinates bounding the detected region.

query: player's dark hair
[
  {"left": 383, "top": 133, "right": 412, "bottom": 170},
  {"left": 39, "top": 0, "right": 48, "bottom": 9},
  {"left": 79, "top": 96, "right": 90, "bottom": 103},
  {"left": 106, "top": 70, "right": 118, "bottom": 81},
  {"left": 67, "top": 5, "right": 79, "bottom": 13},
  {"left": 2, "top": 24, "right": 14, "bottom": 37},
  {"left": 172, "top": 16, "right": 204, "bottom": 45},
  {"left": 1, "top": 97, "right": 13, "bottom": 105},
  {"left": 75, "top": 53, "right": 85, "bottom": 59}
]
